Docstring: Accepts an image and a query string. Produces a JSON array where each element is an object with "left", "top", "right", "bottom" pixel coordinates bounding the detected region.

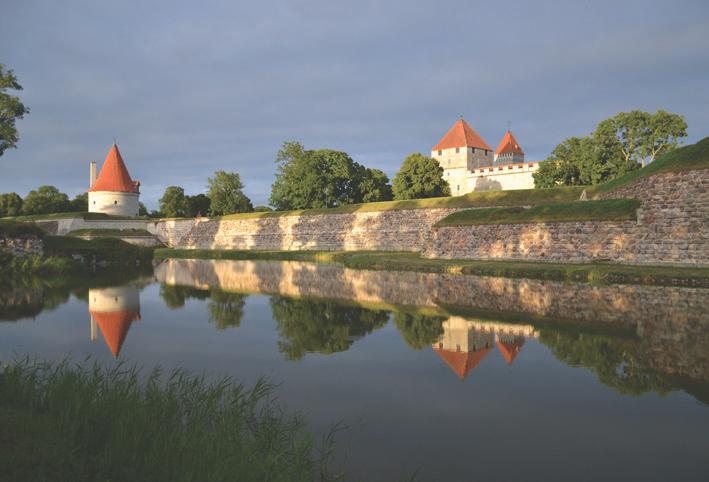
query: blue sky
[{"left": 2, "top": 0, "right": 708, "bottom": 208}]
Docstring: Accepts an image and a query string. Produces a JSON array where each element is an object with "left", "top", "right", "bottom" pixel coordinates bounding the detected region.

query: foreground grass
[
  {"left": 66, "top": 228, "right": 153, "bottom": 237},
  {"left": 154, "top": 249, "right": 709, "bottom": 287},
  {"left": 0, "top": 219, "right": 45, "bottom": 237},
  {"left": 0, "top": 358, "right": 338, "bottom": 482},
  {"left": 436, "top": 199, "right": 640, "bottom": 226}
]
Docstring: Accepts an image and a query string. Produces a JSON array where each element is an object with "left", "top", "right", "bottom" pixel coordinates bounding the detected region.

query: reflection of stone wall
[
  {"left": 155, "top": 259, "right": 709, "bottom": 380},
  {"left": 0, "top": 236, "right": 43, "bottom": 257},
  {"left": 150, "top": 208, "right": 459, "bottom": 251},
  {"left": 427, "top": 169, "right": 709, "bottom": 266}
]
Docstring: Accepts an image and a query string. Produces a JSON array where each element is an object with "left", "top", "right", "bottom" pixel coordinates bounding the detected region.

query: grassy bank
[
  {"left": 435, "top": 199, "right": 640, "bottom": 226},
  {"left": 1, "top": 211, "right": 142, "bottom": 222},
  {"left": 44, "top": 235, "right": 153, "bottom": 266},
  {"left": 66, "top": 228, "right": 153, "bottom": 237},
  {"left": 154, "top": 249, "right": 709, "bottom": 287},
  {"left": 0, "top": 358, "right": 336, "bottom": 482}
]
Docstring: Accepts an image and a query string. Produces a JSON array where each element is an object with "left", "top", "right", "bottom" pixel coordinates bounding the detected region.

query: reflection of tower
[
  {"left": 495, "top": 334, "right": 525, "bottom": 365},
  {"left": 433, "top": 317, "right": 495, "bottom": 380},
  {"left": 89, "top": 286, "right": 141, "bottom": 358},
  {"left": 433, "top": 317, "right": 537, "bottom": 379}
]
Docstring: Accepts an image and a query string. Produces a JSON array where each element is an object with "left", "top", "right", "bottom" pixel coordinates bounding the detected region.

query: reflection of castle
[
  {"left": 433, "top": 317, "right": 537, "bottom": 379},
  {"left": 89, "top": 286, "right": 141, "bottom": 358}
]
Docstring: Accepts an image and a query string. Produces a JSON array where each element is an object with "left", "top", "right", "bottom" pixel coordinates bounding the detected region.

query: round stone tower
[{"left": 88, "top": 143, "right": 140, "bottom": 216}]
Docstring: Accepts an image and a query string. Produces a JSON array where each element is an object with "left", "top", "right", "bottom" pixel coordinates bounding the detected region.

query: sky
[{"left": 2, "top": 0, "right": 709, "bottom": 209}]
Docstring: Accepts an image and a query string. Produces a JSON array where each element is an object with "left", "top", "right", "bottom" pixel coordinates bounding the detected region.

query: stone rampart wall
[
  {"left": 426, "top": 169, "right": 709, "bottom": 266},
  {"left": 150, "top": 208, "right": 459, "bottom": 251},
  {"left": 36, "top": 218, "right": 151, "bottom": 236},
  {"left": 0, "top": 236, "right": 44, "bottom": 257}
]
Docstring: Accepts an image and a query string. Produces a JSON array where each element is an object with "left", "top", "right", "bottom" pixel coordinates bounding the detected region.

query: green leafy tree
[
  {"left": 138, "top": 202, "right": 149, "bottom": 216},
  {"left": 68, "top": 193, "right": 88, "bottom": 212},
  {"left": 393, "top": 312, "right": 446, "bottom": 350},
  {"left": 0, "top": 192, "right": 23, "bottom": 217},
  {"left": 359, "top": 168, "right": 393, "bottom": 203},
  {"left": 595, "top": 109, "right": 687, "bottom": 166},
  {"left": 270, "top": 296, "right": 389, "bottom": 360},
  {"left": 0, "top": 64, "right": 30, "bottom": 157},
  {"left": 253, "top": 205, "right": 273, "bottom": 212},
  {"left": 186, "top": 193, "right": 211, "bottom": 217},
  {"left": 270, "top": 141, "right": 388, "bottom": 210},
  {"left": 22, "top": 186, "right": 70, "bottom": 215},
  {"left": 207, "top": 291, "right": 247, "bottom": 329},
  {"left": 207, "top": 171, "right": 252, "bottom": 215},
  {"left": 159, "top": 186, "right": 189, "bottom": 218},
  {"left": 392, "top": 153, "right": 450, "bottom": 200}
]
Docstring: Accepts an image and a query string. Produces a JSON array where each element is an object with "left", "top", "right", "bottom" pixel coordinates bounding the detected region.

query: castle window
[
  {"left": 114, "top": 200, "right": 118, "bottom": 204},
  {"left": 438, "top": 150, "right": 442, "bottom": 155},
  {"left": 455, "top": 147, "right": 459, "bottom": 153}
]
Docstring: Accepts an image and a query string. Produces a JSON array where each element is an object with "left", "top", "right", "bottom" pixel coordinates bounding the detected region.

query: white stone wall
[
  {"left": 465, "top": 163, "right": 539, "bottom": 191},
  {"left": 35, "top": 218, "right": 151, "bottom": 236},
  {"left": 89, "top": 191, "right": 140, "bottom": 217}
]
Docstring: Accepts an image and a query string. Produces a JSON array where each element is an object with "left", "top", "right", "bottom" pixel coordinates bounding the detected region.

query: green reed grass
[{"left": 0, "top": 357, "right": 341, "bottom": 482}]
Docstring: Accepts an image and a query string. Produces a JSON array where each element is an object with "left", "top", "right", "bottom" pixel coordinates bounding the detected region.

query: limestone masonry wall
[
  {"left": 426, "top": 169, "right": 709, "bottom": 266},
  {"left": 0, "top": 236, "right": 44, "bottom": 257},
  {"left": 150, "top": 208, "right": 459, "bottom": 251},
  {"left": 150, "top": 168, "right": 708, "bottom": 266}
]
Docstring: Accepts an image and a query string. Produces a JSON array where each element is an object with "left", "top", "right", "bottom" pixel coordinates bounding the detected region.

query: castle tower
[
  {"left": 88, "top": 144, "right": 140, "bottom": 216},
  {"left": 431, "top": 118, "right": 493, "bottom": 196},
  {"left": 494, "top": 130, "right": 525, "bottom": 165},
  {"left": 89, "top": 286, "right": 141, "bottom": 358}
]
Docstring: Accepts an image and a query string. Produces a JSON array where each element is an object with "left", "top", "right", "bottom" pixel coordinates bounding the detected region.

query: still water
[{"left": 2, "top": 259, "right": 708, "bottom": 481}]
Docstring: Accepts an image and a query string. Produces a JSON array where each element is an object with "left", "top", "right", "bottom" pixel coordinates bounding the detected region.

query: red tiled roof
[
  {"left": 89, "top": 144, "right": 140, "bottom": 193},
  {"left": 433, "top": 346, "right": 492, "bottom": 379},
  {"left": 432, "top": 119, "right": 492, "bottom": 151},
  {"left": 495, "top": 130, "right": 524, "bottom": 156},
  {"left": 496, "top": 339, "right": 525, "bottom": 365},
  {"left": 92, "top": 309, "right": 140, "bottom": 358}
]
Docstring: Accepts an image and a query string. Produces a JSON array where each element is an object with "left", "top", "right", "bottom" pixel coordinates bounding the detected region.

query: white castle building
[
  {"left": 431, "top": 119, "right": 539, "bottom": 195},
  {"left": 88, "top": 144, "right": 140, "bottom": 216}
]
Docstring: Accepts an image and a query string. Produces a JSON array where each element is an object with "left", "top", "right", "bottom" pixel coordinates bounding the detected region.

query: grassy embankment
[
  {"left": 0, "top": 358, "right": 337, "bottom": 482},
  {"left": 0, "top": 211, "right": 142, "bottom": 222},
  {"left": 154, "top": 249, "right": 709, "bottom": 287},
  {"left": 66, "top": 228, "right": 153, "bottom": 237},
  {"left": 435, "top": 198, "right": 640, "bottom": 226}
]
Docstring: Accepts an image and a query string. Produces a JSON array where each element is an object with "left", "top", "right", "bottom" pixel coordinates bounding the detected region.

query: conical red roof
[
  {"left": 432, "top": 119, "right": 492, "bottom": 151},
  {"left": 89, "top": 144, "right": 140, "bottom": 193},
  {"left": 495, "top": 131, "right": 524, "bottom": 156},
  {"left": 92, "top": 309, "right": 140, "bottom": 358},
  {"left": 433, "top": 347, "right": 492, "bottom": 380},
  {"left": 496, "top": 339, "right": 525, "bottom": 365}
]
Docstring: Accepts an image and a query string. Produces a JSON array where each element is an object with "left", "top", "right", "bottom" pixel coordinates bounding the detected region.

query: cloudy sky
[{"left": 2, "top": 0, "right": 708, "bottom": 208}]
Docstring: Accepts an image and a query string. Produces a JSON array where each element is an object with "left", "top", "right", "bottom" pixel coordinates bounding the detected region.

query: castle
[
  {"left": 431, "top": 118, "right": 539, "bottom": 195},
  {"left": 88, "top": 143, "right": 141, "bottom": 217}
]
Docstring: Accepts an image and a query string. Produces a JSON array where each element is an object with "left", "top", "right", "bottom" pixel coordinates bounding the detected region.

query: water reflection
[
  {"left": 88, "top": 286, "right": 141, "bottom": 358},
  {"left": 432, "top": 317, "right": 535, "bottom": 379}
]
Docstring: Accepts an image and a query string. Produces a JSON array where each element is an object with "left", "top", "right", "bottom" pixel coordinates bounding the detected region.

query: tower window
[
  {"left": 438, "top": 150, "right": 442, "bottom": 155},
  {"left": 455, "top": 147, "right": 460, "bottom": 153},
  {"left": 114, "top": 201, "right": 118, "bottom": 204}
]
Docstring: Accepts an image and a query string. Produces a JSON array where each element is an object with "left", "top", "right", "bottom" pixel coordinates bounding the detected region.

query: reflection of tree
[
  {"left": 270, "top": 296, "right": 389, "bottom": 360},
  {"left": 393, "top": 312, "right": 446, "bottom": 350},
  {"left": 159, "top": 285, "right": 210, "bottom": 309},
  {"left": 207, "top": 291, "right": 246, "bottom": 330},
  {"left": 539, "top": 329, "right": 673, "bottom": 396}
]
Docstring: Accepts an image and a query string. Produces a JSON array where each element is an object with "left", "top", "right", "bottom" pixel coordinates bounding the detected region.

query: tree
[
  {"left": 0, "top": 192, "right": 23, "bottom": 217},
  {"left": 207, "top": 171, "right": 252, "bottom": 215},
  {"left": 22, "top": 186, "right": 70, "bottom": 215},
  {"left": 0, "top": 64, "right": 30, "bottom": 157},
  {"left": 207, "top": 291, "right": 247, "bottom": 329},
  {"left": 270, "top": 142, "right": 368, "bottom": 210},
  {"left": 186, "top": 194, "right": 211, "bottom": 217},
  {"left": 68, "top": 192, "right": 88, "bottom": 212},
  {"left": 392, "top": 153, "right": 450, "bottom": 200},
  {"left": 159, "top": 186, "right": 189, "bottom": 218},
  {"left": 138, "top": 202, "right": 149, "bottom": 216},
  {"left": 595, "top": 110, "right": 687, "bottom": 167},
  {"left": 359, "top": 168, "right": 393, "bottom": 203}
]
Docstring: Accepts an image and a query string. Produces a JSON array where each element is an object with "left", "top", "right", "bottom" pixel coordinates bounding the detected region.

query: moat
[{"left": 2, "top": 259, "right": 708, "bottom": 481}]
